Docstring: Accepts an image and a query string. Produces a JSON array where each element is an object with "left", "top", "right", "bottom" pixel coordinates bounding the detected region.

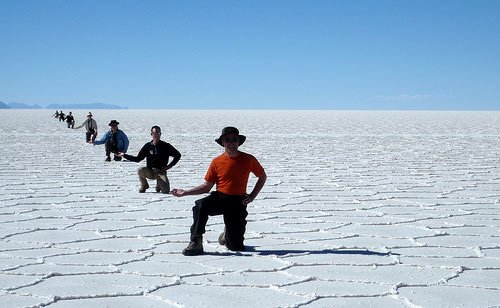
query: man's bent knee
[{"left": 138, "top": 167, "right": 153, "bottom": 178}]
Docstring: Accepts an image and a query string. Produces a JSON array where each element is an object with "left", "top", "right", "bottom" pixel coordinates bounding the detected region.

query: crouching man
[
  {"left": 117, "top": 126, "right": 181, "bottom": 193},
  {"left": 93, "top": 120, "right": 129, "bottom": 161},
  {"left": 171, "top": 127, "right": 267, "bottom": 256}
]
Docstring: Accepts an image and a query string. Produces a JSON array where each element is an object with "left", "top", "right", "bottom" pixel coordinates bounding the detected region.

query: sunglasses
[{"left": 222, "top": 137, "right": 238, "bottom": 143}]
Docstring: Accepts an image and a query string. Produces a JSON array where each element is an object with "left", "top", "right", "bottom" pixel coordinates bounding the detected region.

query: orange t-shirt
[{"left": 205, "top": 152, "right": 265, "bottom": 195}]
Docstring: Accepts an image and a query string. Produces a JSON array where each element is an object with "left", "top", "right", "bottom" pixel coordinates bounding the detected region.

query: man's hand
[
  {"left": 242, "top": 195, "right": 255, "bottom": 206},
  {"left": 170, "top": 189, "right": 185, "bottom": 197}
]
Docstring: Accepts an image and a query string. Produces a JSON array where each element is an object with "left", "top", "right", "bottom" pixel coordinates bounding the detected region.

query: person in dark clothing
[
  {"left": 93, "top": 120, "right": 129, "bottom": 162},
  {"left": 58, "top": 111, "right": 66, "bottom": 122},
  {"left": 65, "top": 112, "right": 75, "bottom": 128},
  {"left": 117, "top": 126, "right": 181, "bottom": 194}
]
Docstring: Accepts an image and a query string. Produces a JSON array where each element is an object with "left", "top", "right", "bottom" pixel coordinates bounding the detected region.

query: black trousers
[
  {"left": 190, "top": 191, "right": 248, "bottom": 251},
  {"left": 105, "top": 139, "right": 118, "bottom": 156},
  {"left": 86, "top": 132, "right": 96, "bottom": 143}
]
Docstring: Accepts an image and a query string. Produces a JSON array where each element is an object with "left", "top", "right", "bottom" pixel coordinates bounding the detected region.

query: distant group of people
[
  {"left": 52, "top": 110, "right": 267, "bottom": 256},
  {"left": 54, "top": 110, "right": 98, "bottom": 142},
  {"left": 53, "top": 110, "right": 75, "bottom": 128}
]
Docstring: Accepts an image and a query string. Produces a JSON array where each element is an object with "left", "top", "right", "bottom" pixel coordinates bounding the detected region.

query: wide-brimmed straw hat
[
  {"left": 215, "top": 126, "right": 246, "bottom": 146},
  {"left": 108, "top": 120, "right": 119, "bottom": 126}
]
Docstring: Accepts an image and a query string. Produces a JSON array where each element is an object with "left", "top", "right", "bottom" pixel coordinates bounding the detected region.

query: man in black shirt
[
  {"left": 65, "top": 112, "right": 75, "bottom": 128},
  {"left": 117, "top": 126, "right": 181, "bottom": 193}
]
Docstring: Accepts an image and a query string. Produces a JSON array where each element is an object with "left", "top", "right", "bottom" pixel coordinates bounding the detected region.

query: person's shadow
[
  {"left": 248, "top": 247, "right": 398, "bottom": 256},
  {"left": 204, "top": 247, "right": 398, "bottom": 257}
]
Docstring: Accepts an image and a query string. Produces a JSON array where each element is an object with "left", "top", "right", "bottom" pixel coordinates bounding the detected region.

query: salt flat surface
[{"left": 1, "top": 109, "right": 499, "bottom": 308}]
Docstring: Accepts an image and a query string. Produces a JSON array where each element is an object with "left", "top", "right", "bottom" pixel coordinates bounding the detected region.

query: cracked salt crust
[{"left": 1, "top": 110, "right": 499, "bottom": 307}]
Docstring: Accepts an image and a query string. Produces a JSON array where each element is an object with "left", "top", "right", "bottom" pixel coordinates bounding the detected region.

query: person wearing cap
[
  {"left": 74, "top": 112, "right": 98, "bottom": 143},
  {"left": 116, "top": 126, "right": 181, "bottom": 194},
  {"left": 93, "top": 120, "right": 129, "bottom": 162},
  {"left": 171, "top": 126, "right": 267, "bottom": 256}
]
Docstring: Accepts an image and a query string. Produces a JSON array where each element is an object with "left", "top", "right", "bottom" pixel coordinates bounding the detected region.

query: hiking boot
[
  {"left": 182, "top": 237, "right": 204, "bottom": 256},
  {"left": 113, "top": 156, "right": 122, "bottom": 161},
  {"left": 218, "top": 231, "right": 226, "bottom": 246},
  {"left": 155, "top": 186, "right": 161, "bottom": 193},
  {"left": 105, "top": 156, "right": 112, "bottom": 162},
  {"left": 139, "top": 183, "right": 149, "bottom": 193}
]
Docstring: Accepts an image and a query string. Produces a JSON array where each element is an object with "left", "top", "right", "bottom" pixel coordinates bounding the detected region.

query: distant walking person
[
  {"left": 58, "top": 111, "right": 66, "bottom": 122},
  {"left": 75, "top": 112, "right": 98, "bottom": 143},
  {"left": 52, "top": 110, "right": 59, "bottom": 118},
  {"left": 93, "top": 120, "right": 129, "bottom": 162},
  {"left": 65, "top": 112, "right": 75, "bottom": 128},
  {"left": 117, "top": 126, "right": 181, "bottom": 194},
  {"left": 171, "top": 127, "right": 267, "bottom": 256}
]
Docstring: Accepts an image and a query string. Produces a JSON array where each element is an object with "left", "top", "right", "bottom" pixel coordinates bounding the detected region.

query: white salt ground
[{"left": 0, "top": 109, "right": 499, "bottom": 308}]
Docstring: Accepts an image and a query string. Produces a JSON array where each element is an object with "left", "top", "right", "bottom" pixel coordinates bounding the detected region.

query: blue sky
[{"left": 1, "top": 0, "right": 499, "bottom": 110}]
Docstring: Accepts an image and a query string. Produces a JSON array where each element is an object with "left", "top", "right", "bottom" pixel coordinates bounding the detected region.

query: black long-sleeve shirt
[{"left": 124, "top": 140, "right": 181, "bottom": 170}]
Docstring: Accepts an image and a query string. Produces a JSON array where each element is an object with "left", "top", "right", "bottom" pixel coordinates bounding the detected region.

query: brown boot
[
  {"left": 218, "top": 231, "right": 226, "bottom": 246},
  {"left": 139, "top": 183, "right": 149, "bottom": 193},
  {"left": 182, "top": 236, "right": 203, "bottom": 256}
]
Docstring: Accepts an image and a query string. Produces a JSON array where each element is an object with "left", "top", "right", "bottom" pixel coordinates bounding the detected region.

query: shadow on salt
[{"left": 203, "top": 247, "right": 399, "bottom": 257}]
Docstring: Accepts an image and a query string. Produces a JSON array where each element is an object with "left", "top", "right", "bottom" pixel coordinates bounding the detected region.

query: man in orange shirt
[{"left": 171, "top": 127, "right": 267, "bottom": 256}]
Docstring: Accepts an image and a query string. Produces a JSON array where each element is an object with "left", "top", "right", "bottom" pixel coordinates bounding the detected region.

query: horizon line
[{"left": 2, "top": 108, "right": 500, "bottom": 112}]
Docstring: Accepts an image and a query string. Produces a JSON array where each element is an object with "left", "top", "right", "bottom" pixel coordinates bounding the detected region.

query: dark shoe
[
  {"left": 155, "top": 186, "right": 161, "bottom": 193},
  {"left": 228, "top": 245, "right": 246, "bottom": 252},
  {"left": 182, "top": 237, "right": 204, "bottom": 256},
  {"left": 139, "top": 183, "right": 149, "bottom": 193},
  {"left": 114, "top": 156, "right": 122, "bottom": 161},
  {"left": 105, "top": 156, "right": 112, "bottom": 162},
  {"left": 218, "top": 231, "right": 226, "bottom": 246},
  {"left": 218, "top": 231, "right": 245, "bottom": 251}
]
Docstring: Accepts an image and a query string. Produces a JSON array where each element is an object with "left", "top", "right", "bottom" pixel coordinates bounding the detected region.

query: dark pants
[
  {"left": 86, "top": 131, "right": 96, "bottom": 143},
  {"left": 105, "top": 139, "right": 118, "bottom": 157},
  {"left": 190, "top": 191, "right": 248, "bottom": 251}
]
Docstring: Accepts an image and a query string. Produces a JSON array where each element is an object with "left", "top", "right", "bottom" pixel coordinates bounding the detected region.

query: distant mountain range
[
  {"left": 0, "top": 102, "right": 127, "bottom": 109},
  {"left": 46, "top": 103, "right": 127, "bottom": 110},
  {"left": 1, "top": 102, "right": 43, "bottom": 109}
]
